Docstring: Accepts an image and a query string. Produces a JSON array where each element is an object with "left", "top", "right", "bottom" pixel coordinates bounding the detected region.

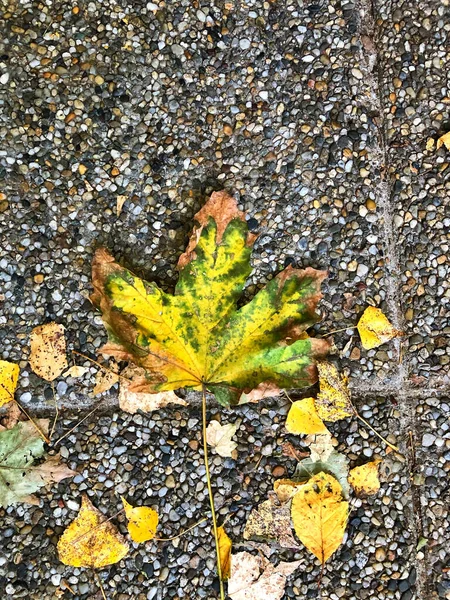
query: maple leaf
[
  {"left": 0, "top": 421, "right": 75, "bottom": 507},
  {"left": 91, "top": 191, "right": 329, "bottom": 406}
]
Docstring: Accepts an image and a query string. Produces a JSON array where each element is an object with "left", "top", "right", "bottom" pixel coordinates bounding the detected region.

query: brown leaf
[
  {"left": 33, "top": 454, "right": 77, "bottom": 485},
  {"left": 29, "top": 323, "right": 68, "bottom": 382},
  {"left": 244, "top": 491, "right": 301, "bottom": 549},
  {"left": 238, "top": 382, "right": 280, "bottom": 404},
  {"left": 92, "top": 360, "right": 119, "bottom": 395},
  {"left": 228, "top": 551, "right": 302, "bottom": 600}
]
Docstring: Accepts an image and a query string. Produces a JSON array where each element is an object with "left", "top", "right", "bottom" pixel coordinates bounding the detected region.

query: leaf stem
[
  {"left": 155, "top": 517, "right": 208, "bottom": 542},
  {"left": 93, "top": 569, "right": 107, "bottom": 600},
  {"left": 202, "top": 384, "right": 225, "bottom": 600},
  {"left": 355, "top": 411, "right": 399, "bottom": 453}
]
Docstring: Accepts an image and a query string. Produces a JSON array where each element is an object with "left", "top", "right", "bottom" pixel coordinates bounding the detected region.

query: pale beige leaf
[
  {"left": 273, "top": 479, "right": 305, "bottom": 503},
  {"left": 119, "top": 365, "right": 187, "bottom": 414},
  {"left": 29, "top": 323, "right": 68, "bottom": 382},
  {"left": 33, "top": 454, "right": 77, "bottom": 485},
  {"left": 228, "top": 551, "right": 301, "bottom": 600},
  {"left": 116, "top": 195, "right": 127, "bottom": 216},
  {"left": 244, "top": 491, "right": 301, "bottom": 549},
  {"left": 92, "top": 360, "right": 119, "bottom": 395},
  {"left": 307, "top": 433, "right": 335, "bottom": 462},
  {"left": 63, "top": 366, "right": 89, "bottom": 378},
  {"left": 206, "top": 420, "right": 239, "bottom": 458}
]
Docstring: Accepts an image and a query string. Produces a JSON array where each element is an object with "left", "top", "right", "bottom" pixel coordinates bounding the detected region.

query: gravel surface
[{"left": 0, "top": 0, "right": 448, "bottom": 599}]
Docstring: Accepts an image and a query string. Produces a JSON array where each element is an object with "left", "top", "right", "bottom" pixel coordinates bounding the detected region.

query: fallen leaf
[
  {"left": 206, "top": 420, "right": 239, "bottom": 458},
  {"left": 285, "top": 397, "right": 329, "bottom": 435},
  {"left": 228, "top": 551, "right": 301, "bottom": 600},
  {"left": 294, "top": 440, "right": 350, "bottom": 499},
  {"left": 436, "top": 131, "right": 450, "bottom": 150},
  {"left": 93, "top": 360, "right": 119, "bottom": 395},
  {"left": 0, "top": 360, "right": 20, "bottom": 407},
  {"left": 58, "top": 494, "right": 129, "bottom": 568},
  {"left": 425, "top": 138, "right": 435, "bottom": 151},
  {"left": 29, "top": 323, "right": 68, "bottom": 381},
  {"left": 357, "top": 306, "right": 401, "bottom": 350},
  {"left": 0, "top": 421, "right": 75, "bottom": 508},
  {"left": 307, "top": 433, "right": 335, "bottom": 462},
  {"left": 348, "top": 460, "right": 381, "bottom": 496},
  {"left": 291, "top": 472, "right": 348, "bottom": 564},
  {"left": 244, "top": 491, "right": 301, "bottom": 549},
  {"left": 119, "top": 364, "right": 187, "bottom": 413},
  {"left": 239, "top": 382, "right": 280, "bottom": 404},
  {"left": 63, "top": 365, "right": 89, "bottom": 378},
  {"left": 314, "top": 362, "right": 354, "bottom": 422},
  {"left": 273, "top": 479, "right": 305, "bottom": 503},
  {"left": 122, "top": 497, "right": 159, "bottom": 543},
  {"left": 218, "top": 526, "right": 232, "bottom": 580},
  {"left": 91, "top": 191, "right": 330, "bottom": 407},
  {"left": 1, "top": 401, "right": 22, "bottom": 429}
]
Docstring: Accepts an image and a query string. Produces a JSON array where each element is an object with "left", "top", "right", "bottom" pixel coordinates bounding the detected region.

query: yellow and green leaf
[{"left": 91, "top": 191, "right": 329, "bottom": 406}]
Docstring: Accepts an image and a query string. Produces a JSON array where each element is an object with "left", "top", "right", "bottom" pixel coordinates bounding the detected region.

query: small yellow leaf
[
  {"left": 218, "top": 525, "right": 232, "bottom": 580},
  {"left": 357, "top": 306, "right": 401, "bottom": 350},
  {"left": 57, "top": 495, "right": 129, "bottom": 568},
  {"left": 206, "top": 420, "right": 239, "bottom": 457},
  {"left": 29, "top": 323, "right": 68, "bottom": 382},
  {"left": 0, "top": 360, "right": 20, "bottom": 407},
  {"left": 122, "top": 497, "right": 158, "bottom": 543},
  {"left": 436, "top": 131, "right": 450, "bottom": 150},
  {"left": 425, "top": 137, "right": 435, "bottom": 151},
  {"left": 285, "top": 397, "right": 329, "bottom": 435},
  {"left": 273, "top": 479, "right": 305, "bottom": 503},
  {"left": 349, "top": 460, "right": 381, "bottom": 496},
  {"left": 291, "top": 472, "right": 348, "bottom": 564},
  {"left": 314, "top": 362, "right": 353, "bottom": 422}
]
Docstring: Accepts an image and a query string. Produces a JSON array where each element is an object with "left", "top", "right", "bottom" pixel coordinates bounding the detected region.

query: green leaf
[
  {"left": 92, "top": 191, "right": 329, "bottom": 406},
  {"left": 0, "top": 421, "right": 75, "bottom": 507}
]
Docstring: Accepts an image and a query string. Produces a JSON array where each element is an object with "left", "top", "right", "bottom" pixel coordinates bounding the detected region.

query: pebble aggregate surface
[{"left": 0, "top": 0, "right": 448, "bottom": 599}]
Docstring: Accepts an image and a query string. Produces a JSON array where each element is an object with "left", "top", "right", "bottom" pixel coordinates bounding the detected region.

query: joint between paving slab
[{"left": 357, "top": 1, "right": 430, "bottom": 597}]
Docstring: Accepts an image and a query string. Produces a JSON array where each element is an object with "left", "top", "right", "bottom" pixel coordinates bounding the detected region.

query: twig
[
  {"left": 71, "top": 350, "right": 132, "bottom": 383},
  {"left": 155, "top": 517, "right": 207, "bottom": 542},
  {"left": 49, "top": 381, "right": 59, "bottom": 442},
  {"left": 15, "top": 400, "right": 50, "bottom": 443},
  {"left": 202, "top": 383, "right": 225, "bottom": 600},
  {"left": 93, "top": 570, "right": 107, "bottom": 600},
  {"left": 53, "top": 406, "right": 99, "bottom": 446},
  {"left": 355, "top": 411, "right": 399, "bottom": 453}
]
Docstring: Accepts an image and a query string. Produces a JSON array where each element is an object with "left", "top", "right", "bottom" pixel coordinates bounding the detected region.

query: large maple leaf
[{"left": 91, "top": 191, "right": 329, "bottom": 406}]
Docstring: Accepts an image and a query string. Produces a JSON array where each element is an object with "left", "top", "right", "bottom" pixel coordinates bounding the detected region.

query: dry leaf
[
  {"left": 63, "top": 365, "right": 89, "bottom": 378},
  {"left": 357, "top": 306, "right": 401, "bottom": 350},
  {"left": 218, "top": 526, "right": 232, "bottom": 580},
  {"left": 436, "top": 131, "right": 450, "bottom": 150},
  {"left": 307, "top": 433, "right": 335, "bottom": 462},
  {"left": 122, "top": 497, "right": 159, "bottom": 542},
  {"left": 349, "top": 460, "right": 381, "bottom": 496},
  {"left": 273, "top": 479, "right": 305, "bottom": 503},
  {"left": 29, "top": 323, "right": 68, "bottom": 381},
  {"left": 0, "top": 360, "right": 20, "bottom": 407},
  {"left": 285, "top": 397, "right": 329, "bottom": 435},
  {"left": 426, "top": 137, "right": 435, "bottom": 151},
  {"left": 93, "top": 360, "right": 119, "bottom": 395},
  {"left": 228, "top": 551, "right": 301, "bottom": 600},
  {"left": 291, "top": 472, "right": 348, "bottom": 564},
  {"left": 119, "top": 365, "right": 187, "bottom": 414},
  {"left": 206, "top": 420, "right": 239, "bottom": 458},
  {"left": 239, "top": 382, "right": 280, "bottom": 404},
  {"left": 58, "top": 494, "right": 129, "bottom": 568},
  {"left": 244, "top": 491, "right": 301, "bottom": 549},
  {"left": 1, "top": 401, "right": 22, "bottom": 429},
  {"left": 314, "top": 362, "right": 354, "bottom": 422}
]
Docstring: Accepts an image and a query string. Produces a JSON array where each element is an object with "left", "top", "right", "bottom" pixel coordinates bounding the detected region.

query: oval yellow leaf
[
  {"left": 218, "top": 525, "right": 232, "bottom": 580},
  {"left": 0, "top": 360, "right": 20, "bottom": 407},
  {"left": 357, "top": 306, "right": 401, "bottom": 350},
  {"left": 57, "top": 495, "right": 129, "bottom": 568},
  {"left": 122, "top": 497, "right": 159, "bottom": 543},
  {"left": 285, "top": 398, "right": 329, "bottom": 435},
  {"left": 348, "top": 460, "right": 381, "bottom": 496},
  {"left": 291, "top": 472, "right": 348, "bottom": 564}
]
